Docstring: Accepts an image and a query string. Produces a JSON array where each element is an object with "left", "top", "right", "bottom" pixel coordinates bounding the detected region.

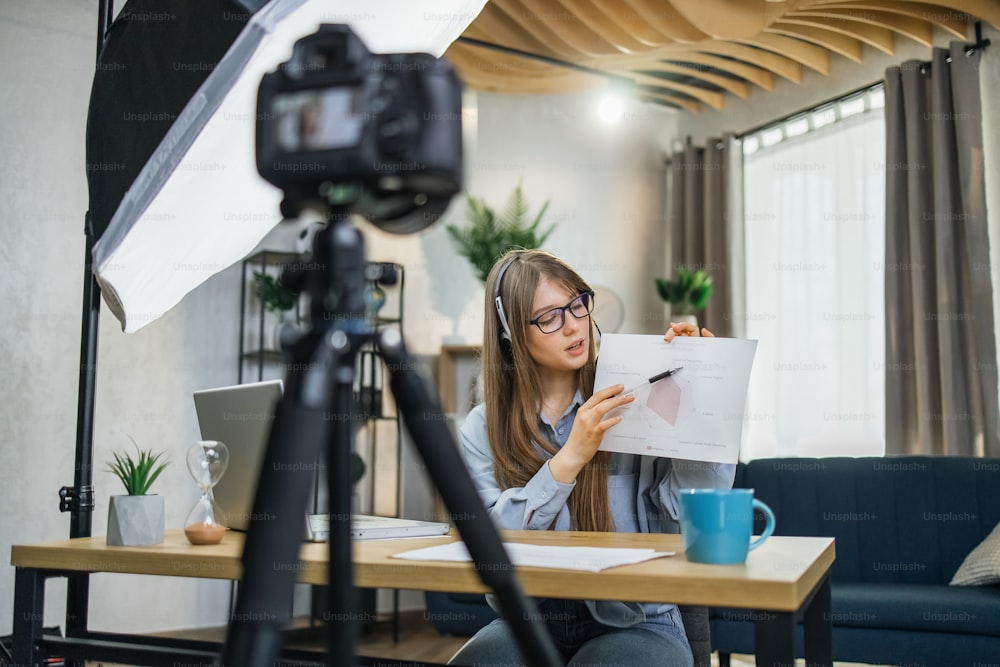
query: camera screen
[{"left": 273, "top": 87, "right": 364, "bottom": 153}]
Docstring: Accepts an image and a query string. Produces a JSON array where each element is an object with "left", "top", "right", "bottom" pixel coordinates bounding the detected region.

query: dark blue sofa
[{"left": 712, "top": 456, "right": 1000, "bottom": 667}]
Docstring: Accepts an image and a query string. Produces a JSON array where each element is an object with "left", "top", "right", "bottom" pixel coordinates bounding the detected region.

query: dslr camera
[{"left": 256, "top": 24, "right": 464, "bottom": 232}]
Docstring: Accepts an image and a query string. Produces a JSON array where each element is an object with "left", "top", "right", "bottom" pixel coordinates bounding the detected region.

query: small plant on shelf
[
  {"left": 252, "top": 271, "right": 297, "bottom": 313},
  {"left": 654, "top": 267, "right": 713, "bottom": 316}
]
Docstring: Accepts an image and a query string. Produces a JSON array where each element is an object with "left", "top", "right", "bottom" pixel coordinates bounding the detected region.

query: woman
[{"left": 449, "top": 249, "right": 735, "bottom": 667}]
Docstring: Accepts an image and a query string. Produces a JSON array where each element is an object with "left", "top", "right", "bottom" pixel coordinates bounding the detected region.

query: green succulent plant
[
  {"left": 445, "top": 184, "right": 556, "bottom": 283},
  {"left": 107, "top": 437, "right": 171, "bottom": 496},
  {"left": 252, "top": 271, "right": 297, "bottom": 312},
  {"left": 655, "top": 268, "right": 713, "bottom": 316}
]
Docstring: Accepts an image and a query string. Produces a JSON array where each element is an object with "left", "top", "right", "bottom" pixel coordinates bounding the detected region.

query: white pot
[
  {"left": 107, "top": 495, "right": 165, "bottom": 546},
  {"left": 269, "top": 311, "right": 298, "bottom": 351}
]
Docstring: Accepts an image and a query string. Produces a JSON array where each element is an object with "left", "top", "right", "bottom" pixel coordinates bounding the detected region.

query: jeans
[{"left": 448, "top": 598, "right": 693, "bottom": 667}]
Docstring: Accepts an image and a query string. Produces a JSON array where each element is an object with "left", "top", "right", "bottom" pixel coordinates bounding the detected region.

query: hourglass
[{"left": 184, "top": 440, "right": 230, "bottom": 545}]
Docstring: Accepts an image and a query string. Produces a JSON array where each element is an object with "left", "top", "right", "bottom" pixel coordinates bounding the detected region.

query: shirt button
[
  {"left": 557, "top": 428, "right": 564, "bottom": 435},
  {"left": 541, "top": 492, "right": 548, "bottom": 498}
]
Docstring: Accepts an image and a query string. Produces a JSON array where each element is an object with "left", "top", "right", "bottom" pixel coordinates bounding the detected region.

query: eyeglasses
[{"left": 529, "top": 291, "right": 595, "bottom": 334}]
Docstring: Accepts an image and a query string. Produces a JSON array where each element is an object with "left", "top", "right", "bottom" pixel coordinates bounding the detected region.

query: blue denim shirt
[{"left": 459, "top": 391, "right": 737, "bottom": 627}]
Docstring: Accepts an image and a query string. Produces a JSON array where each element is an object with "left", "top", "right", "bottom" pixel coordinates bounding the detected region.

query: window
[{"left": 740, "top": 86, "right": 886, "bottom": 459}]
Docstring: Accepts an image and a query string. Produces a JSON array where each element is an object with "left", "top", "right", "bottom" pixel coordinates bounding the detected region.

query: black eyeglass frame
[{"left": 528, "top": 290, "right": 596, "bottom": 334}]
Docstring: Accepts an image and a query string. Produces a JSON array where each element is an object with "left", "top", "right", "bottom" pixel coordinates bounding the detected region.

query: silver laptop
[
  {"left": 306, "top": 513, "right": 450, "bottom": 542},
  {"left": 193, "top": 379, "right": 450, "bottom": 541},
  {"left": 193, "top": 379, "right": 284, "bottom": 531}
]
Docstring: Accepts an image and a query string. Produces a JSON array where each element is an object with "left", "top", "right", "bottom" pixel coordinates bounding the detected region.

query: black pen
[{"left": 621, "top": 367, "right": 683, "bottom": 395}]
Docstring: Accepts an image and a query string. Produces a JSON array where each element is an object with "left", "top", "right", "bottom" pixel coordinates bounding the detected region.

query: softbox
[{"left": 87, "top": 0, "right": 485, "bottom": 333}]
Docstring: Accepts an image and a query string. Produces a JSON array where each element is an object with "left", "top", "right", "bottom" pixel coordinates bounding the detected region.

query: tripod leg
[
  {"left": 221, "top": 334, "right": 356, "bottom": 667},
  {"left": 378, "top": 328, "right": 562, "bottom": 667},
  {"left": 327, "top": 337, "right": 363, "bottom": 664}
]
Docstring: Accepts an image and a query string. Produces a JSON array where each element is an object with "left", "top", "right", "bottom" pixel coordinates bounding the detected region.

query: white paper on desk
[
  {"left": 391, "top": 541, "right": 674, "bottom": 573},
  {"left": 594, "top": 334, "right": 757, "bottom": 464}
]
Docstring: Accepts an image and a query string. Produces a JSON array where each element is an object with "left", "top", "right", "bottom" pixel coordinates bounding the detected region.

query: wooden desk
[{"left": 12, "top": 529, "right": 834, "bottom": 666}]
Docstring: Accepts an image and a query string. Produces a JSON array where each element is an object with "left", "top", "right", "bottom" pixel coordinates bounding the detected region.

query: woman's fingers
[
  {"left": 581, "top": 390, "right": 628, "bottom": 424},
  {"left": 590, "top": 384, "right": 635, "bottom": 413},
  {"left": 577, "top": 385, "right": 634, "bottom": 434},
  {"left": 592, "top": 383, "right": 625, "bottom": 400},
  {"left": 664, "top": 321, "right": 715, "bottom": 341}
]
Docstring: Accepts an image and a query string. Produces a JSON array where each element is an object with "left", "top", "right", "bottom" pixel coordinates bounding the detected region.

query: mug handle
[{"left": 748, "top": 499, "right": 775, "bottom": 551}]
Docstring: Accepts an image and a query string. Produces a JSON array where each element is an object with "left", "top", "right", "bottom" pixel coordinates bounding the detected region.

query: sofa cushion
[
  {"left": 735, "top": 457, "right": 1000, "bottom": 585},
  {"left": 950, "top": 520, "right": 1000, "bottom": 586},
  {"left": 833, "top": 582, "right": 1000, "bottom": 636}
]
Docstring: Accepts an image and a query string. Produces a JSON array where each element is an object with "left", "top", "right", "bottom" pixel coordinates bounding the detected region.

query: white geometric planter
[{"left": 107, "top": 495, "right": 165, "bottom": 546}]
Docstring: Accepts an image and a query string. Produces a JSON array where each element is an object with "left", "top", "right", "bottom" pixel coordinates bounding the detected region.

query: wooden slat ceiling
[{"left": 445, "top": 0, "right": 1000, "bottom": 113}]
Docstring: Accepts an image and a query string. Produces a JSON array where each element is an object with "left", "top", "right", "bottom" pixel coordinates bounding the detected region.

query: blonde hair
[{"left": 481, "top": 249, "right": 612, "bottom": 531}]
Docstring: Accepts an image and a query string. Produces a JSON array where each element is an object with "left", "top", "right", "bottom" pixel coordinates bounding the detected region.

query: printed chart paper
[
  {"left": 392, "top": 541, "right": 675, "bottom": 572},
  {"left": 594, "top": 334, "right": 757, "bottom": 463}
]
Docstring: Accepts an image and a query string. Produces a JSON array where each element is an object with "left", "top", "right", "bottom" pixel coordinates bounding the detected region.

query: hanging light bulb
[{"left": 598, "top": 94, "right": 624, "bottom": 124}]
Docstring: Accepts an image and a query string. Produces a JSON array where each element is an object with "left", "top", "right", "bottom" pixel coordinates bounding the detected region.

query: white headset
[{"left": 493, "top": 255, "right": 517, "bottom": 348}]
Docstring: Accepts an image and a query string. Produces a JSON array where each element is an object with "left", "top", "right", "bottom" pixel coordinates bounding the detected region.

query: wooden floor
[
  {"left": 86, "top": 612, "right": 881, "bottom": 667},
  {"left": 87, "top": 611, "right": 467, "bottom": 666},
  {"left": 352, "top": 611, "right": 469, "bottom": 663}
]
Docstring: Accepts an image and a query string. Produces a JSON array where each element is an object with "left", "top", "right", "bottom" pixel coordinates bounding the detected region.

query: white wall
[
  {"left": 0, "top": 4, "right": 680, "bottom": 637},
  {"left": 363, "top": 88, "right": 681, "bottom": 350}
]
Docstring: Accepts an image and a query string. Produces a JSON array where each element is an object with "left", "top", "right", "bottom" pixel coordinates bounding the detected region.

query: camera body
[{"left": 256, "top": 24, "right": 464, "bottom": 232}]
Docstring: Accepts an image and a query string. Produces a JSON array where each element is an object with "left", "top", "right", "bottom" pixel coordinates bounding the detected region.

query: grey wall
[{"left": 2, "top": 0, "right": 240, "bottom": 636}]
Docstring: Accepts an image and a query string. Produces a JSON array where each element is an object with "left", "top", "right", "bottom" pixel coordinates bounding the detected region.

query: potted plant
[
  {"left": 106, "top": 437, "right": 171, "bottom": 546},
  {"left": 445, "top": 183, "right": 557, "bottom": 283},
  {"left": 655, "top": 267, "right": 713, "bottom": 324},
  {"left": 252, "top": 271, "right": 297, "bottom": 313},
  {"left": 252, "top": 270, "right": 298, "bottom": 350}
]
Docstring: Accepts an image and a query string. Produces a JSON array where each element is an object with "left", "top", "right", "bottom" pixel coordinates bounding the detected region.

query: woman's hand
[
  {"left": 664, "top": 321, "right": 715, "bottom": 342},
  {"left": 549, "top": 384, "right": 634, "bottom": 483}
]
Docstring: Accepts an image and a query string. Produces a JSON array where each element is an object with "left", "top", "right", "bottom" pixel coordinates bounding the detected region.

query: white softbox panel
[{"left": 92, "top": 0, "right": 485, "bottom": 333}]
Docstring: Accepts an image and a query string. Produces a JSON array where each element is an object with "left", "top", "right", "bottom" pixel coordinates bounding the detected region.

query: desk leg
[
  {"left": 802, "top": 574, "right": 832, "bottom": 667},
  {"left": 13, "top": 567, "right": 45, "bottom": 667},
  {"left": 754, "top": 611, "right": 795, "bottom": 667}
]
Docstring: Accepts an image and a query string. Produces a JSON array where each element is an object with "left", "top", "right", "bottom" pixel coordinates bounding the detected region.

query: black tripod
[{"left": 221, "top": 208, "right": 562, "bottom": 667}]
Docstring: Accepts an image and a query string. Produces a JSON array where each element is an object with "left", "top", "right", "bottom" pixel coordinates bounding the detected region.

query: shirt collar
[{"left": 538, "top": 389, "right": 586, "bottom": 428}]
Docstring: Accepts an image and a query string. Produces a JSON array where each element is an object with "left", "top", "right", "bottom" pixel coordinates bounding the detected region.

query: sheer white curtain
[{"left": 741, "top": 96, "right": 886, "bottom": 459}]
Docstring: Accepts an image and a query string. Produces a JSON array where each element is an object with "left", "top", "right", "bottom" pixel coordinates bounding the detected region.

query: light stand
[
  {"left": 221, "top": 207, "right": 562, "bottom": 667},
  {"left": 59, "top": 3, "right": 116, "bottom": 659}
]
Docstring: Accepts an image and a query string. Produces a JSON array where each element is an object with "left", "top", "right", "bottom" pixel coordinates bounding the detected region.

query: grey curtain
[
  {"left": 884, "top": 42, "right": 999, "bottom": 456},
  {"left": 669, "top": 136, "right": 731, "bottom": 337}
]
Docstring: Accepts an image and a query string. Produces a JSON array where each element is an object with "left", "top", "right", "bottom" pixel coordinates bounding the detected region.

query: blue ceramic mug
[{"left": 678, "top": 488, "right": 776, "bottom": 564}]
